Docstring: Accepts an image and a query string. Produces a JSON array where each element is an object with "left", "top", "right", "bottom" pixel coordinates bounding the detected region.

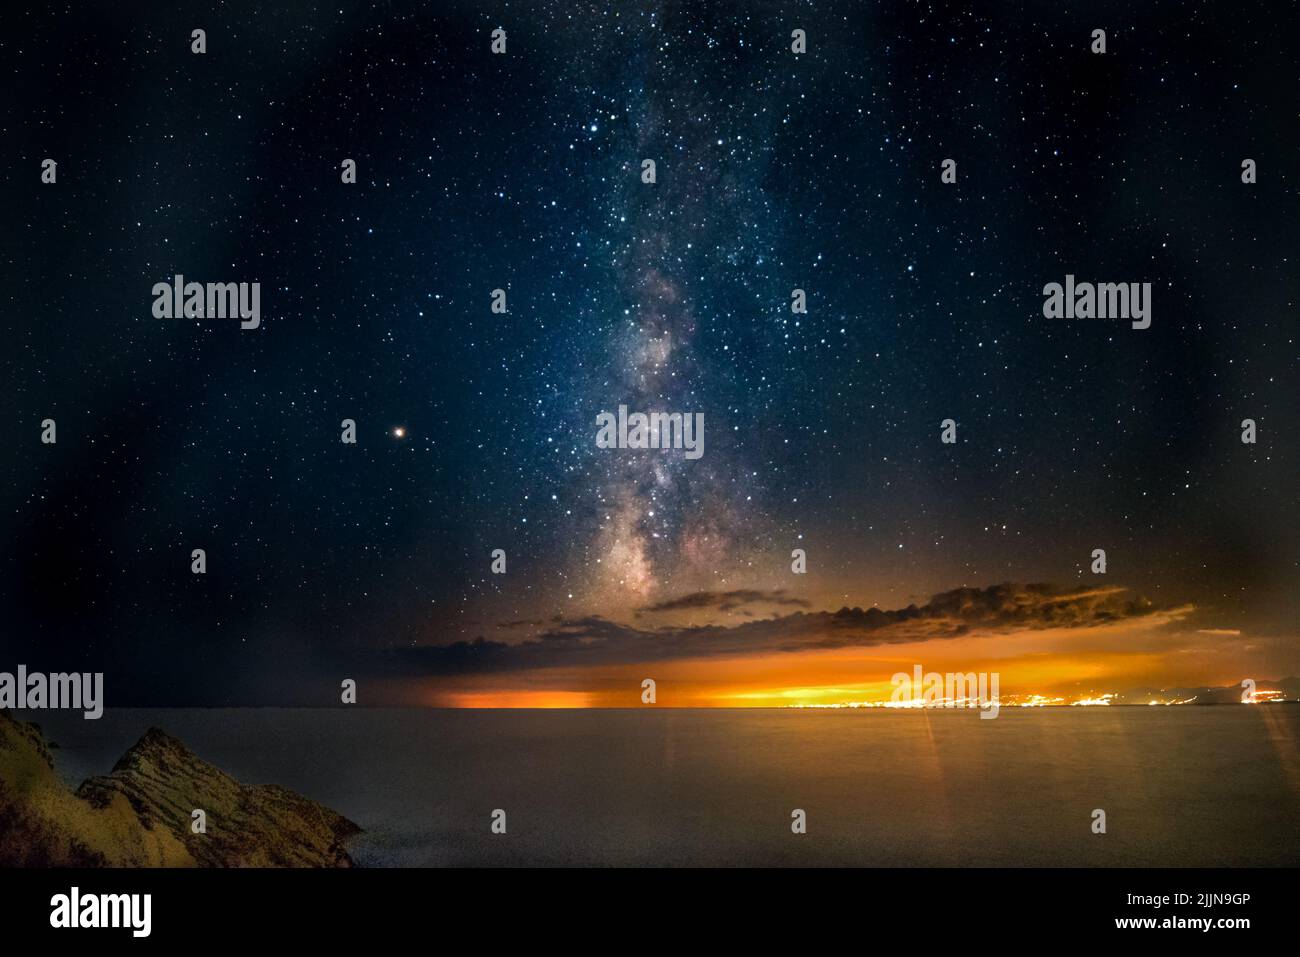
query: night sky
[{"left": 4, "top": 1, "right": 1296, "bottom": 706}]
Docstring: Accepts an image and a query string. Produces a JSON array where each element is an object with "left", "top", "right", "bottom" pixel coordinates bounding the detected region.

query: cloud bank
[{"left": 396, "top": 583, "right": 1171, "bottom": 676}]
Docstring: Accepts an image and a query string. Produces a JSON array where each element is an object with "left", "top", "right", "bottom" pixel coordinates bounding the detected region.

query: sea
[{"left": 23, "top": 706, "right": 1300, "bottom": 867}]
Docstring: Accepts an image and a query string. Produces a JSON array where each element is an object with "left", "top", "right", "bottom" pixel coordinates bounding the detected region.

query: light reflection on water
[{"left": 25, "top": 706, "right": 1300, "bottom": 867}]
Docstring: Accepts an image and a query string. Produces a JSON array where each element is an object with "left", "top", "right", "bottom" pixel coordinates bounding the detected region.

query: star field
[{"left": 4, "top": 0, "right": 1296, "bottom": 705}]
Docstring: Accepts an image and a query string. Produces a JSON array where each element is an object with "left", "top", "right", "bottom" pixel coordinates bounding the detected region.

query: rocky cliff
[{"left": 0, "top": 711, "right": 360, "bottom": 867}]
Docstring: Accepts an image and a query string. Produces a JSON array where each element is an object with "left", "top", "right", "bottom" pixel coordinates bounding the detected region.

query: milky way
[{"left": 4, "top": 1, "right": 1296, "bottom": 704}]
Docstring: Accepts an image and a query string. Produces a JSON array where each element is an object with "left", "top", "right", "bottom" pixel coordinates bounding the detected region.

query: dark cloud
[
  {"left": 394, "top": 583, "right": 1168, "bottom": 676},
  {"left": 637, "top": 588, "right": 812, "bottom": 615}
]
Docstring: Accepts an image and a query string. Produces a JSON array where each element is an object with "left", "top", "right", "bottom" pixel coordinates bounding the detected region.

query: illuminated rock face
[{"left": 0, "top": 711, "right": 359, "bottom": 867}]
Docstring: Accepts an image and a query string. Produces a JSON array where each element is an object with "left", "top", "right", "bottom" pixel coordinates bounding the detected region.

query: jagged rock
[
  {"left": 77, "top": 727, "right": 360, "bottom": 867},
  {"left": 0, "top": 711, "right": 359, "bottom": 867}
]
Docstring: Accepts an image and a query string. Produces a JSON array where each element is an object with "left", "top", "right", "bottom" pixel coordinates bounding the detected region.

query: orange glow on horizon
[
  {"left": 438, "top": 690, "right": 598, "bottom": 709},
  {"left": 398, "top": 618, "right": 1291, "bottom": 708}
]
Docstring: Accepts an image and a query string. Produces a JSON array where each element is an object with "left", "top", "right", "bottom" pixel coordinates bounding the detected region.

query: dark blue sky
[{"left": 3, "top": 1, "right": 1296, "bottom": 704}]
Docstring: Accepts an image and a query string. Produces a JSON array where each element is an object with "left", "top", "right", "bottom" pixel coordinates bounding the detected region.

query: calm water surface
[{"left": 27, "top": 706, "right": 1300, "bottom": 866}]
